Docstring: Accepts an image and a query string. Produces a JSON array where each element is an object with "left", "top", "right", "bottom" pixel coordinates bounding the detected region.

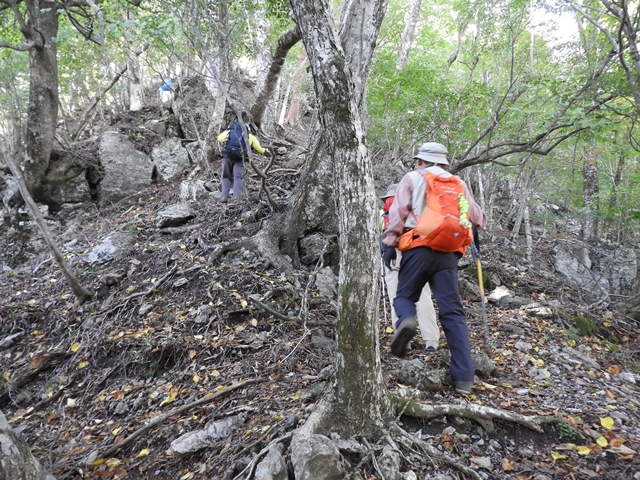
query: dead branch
[
  {"left": 0, "top": 135, "right": 93, "bottom": 304},
  {"left": 71, "top": 62, "right": 129, "bottom": 140},
  {"left": 91, "top": 378, "right": 260, "bottom": 462}
]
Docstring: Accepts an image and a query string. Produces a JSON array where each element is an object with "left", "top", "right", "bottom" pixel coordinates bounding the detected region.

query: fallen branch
[
  {"left": 0, "top": 135, "right": 93, "bottom": 304},
  {"left": 90, "top": 378, "right": 260, "bottom": 462},
  {"left": 248, "top": 294, "right": 300, "bottom": 321}
]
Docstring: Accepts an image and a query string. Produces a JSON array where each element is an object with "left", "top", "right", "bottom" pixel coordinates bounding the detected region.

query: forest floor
[{"left": 1, "top": 132, "right": 640, "bottom": 479}]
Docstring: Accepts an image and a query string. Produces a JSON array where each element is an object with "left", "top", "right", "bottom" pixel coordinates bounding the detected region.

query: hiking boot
[
  {"left": 425, "top": 345, "right": 438, "bottom": 354},
  {"left": 391, "top": 318, "right": 417, "bottom": 357},
  {"left": 444, "top": 375, "right": 473, "bottom": 395},
  {"left": 220, "top": 196, "right": 229, "bottom": 203}
]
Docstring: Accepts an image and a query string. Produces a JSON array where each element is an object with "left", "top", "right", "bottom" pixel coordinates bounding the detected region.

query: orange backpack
[{"left": 396, "top": 172, "right": 473, "bottom": 255}]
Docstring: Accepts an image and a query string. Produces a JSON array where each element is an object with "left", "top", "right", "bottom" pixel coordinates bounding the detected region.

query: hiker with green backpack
[{"left": 382, "top": 142, "right": 487, "bottom": 395}]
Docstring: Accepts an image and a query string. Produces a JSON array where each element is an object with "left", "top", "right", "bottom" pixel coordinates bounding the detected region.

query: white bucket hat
[
  {"left": 379, "top": 184, "right": 398, "bottom": 199},
  {"left": 413, "top": 142, "right": 449, "bottom": 165}
]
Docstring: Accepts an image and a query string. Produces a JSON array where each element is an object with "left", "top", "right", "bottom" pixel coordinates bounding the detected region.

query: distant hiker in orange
[
  {"left": 380, "top": 183, "right": 440, "bottom": 352},
  {"left": 217, "top": 120, "right": 267, "bottom": 203},
  {"left": 382, "top": 142, "right": 487, "bottom": 394}
]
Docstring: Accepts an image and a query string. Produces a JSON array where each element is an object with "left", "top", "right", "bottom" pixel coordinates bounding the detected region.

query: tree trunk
[
  {"left": 127, "top": 45, "right": 145, "bottom": 111},
  {"left": 201, "top": 2, "right": 230, "bottom": 169},
  {"left": 288, "top": 0, "right": 392, "bottom": 437},
  {"left": 282, "top": 0, "right": 387, "bottom": 264},
  {"left": 252, "top": 28, "right": 301, "bottom": 130},
  {"left": 282, "top": 49, "right": 307, "bottom": 127},
  {"left": 0, "top": 410, "right": 56, "bottom": 480},
  {"left": 396, "top": 0, "right": 422, "bottom": 69},
  {"left": 22, "top": 2, "right": 59, "bottom": 199},
  {"left": 582, "top": 146, "right": 599, "bottom": 243},
  {"left": 250, "top": 0, "right": 277, "bottom": 136}
]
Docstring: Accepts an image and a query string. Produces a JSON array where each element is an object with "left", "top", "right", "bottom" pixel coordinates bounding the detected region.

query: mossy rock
[{"left": 571, "top": 315, "right": 596, "bottom": 337}]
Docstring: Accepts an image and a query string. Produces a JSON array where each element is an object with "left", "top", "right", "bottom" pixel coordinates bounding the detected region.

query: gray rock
[
  {"left": 515, "top": 341, "right": 533, "bottom": 352},
  {"left": 98, "top": 131, "right": 154, "bottom": 206},
  {"left": 170, "top": 415, "right": 245, "bottom": 456},
  {"left": 254, "top": 443, "right": 288, "bottom": 480},
  {"left": 396, "top": 360, "right": 443, "bottom": 391},
  {"left": 472, "top": 352, "right": 496, "bottom": 378},
  {"left": 563, "top": 347, "right": 601, "bottom": 370},
  {"left": 315, "top": 267, "right": 337, "bottom": 299},
  {"left": 290, "top": 432, "right": 344, "bottom": 480},
  {"left": 152, "top": 138, "right": 190, "bottom": 182},
  {"left": 156, "top": 204, "right": 194, "bottom": 228},
  {"left": 83, "top": 231, "right": 136, "bottom": 265},
  {"left": 377, "top": 446, "right": 401, "bottom": 480}
]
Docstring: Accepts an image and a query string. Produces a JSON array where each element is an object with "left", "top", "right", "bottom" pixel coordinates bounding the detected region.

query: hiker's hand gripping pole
[{"left": 471, "top": 229, "right": 491, "bottom": 354}]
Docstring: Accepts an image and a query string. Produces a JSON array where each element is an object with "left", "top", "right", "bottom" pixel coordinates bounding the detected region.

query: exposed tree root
[
  {"left": 392, "top": 395, "right": 567, "bottom": 434},
  {"left": 392, "top": 426, "right": 483, "bottom": 480}
]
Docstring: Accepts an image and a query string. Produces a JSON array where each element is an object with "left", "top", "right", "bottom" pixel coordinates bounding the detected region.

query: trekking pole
[{"left": 470, "top": 229, "right": 491, "bottom": 354}]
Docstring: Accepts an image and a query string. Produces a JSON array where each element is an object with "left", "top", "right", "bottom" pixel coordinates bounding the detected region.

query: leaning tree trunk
[
  {"left": 251, "top": 28, "right": 301, "bottom": 130},
  {"left": 288, "top": 0, "right": 393, "bottom": 437},
  {"left": 22, "top": 2, "right": 60, "bottom": 199}
]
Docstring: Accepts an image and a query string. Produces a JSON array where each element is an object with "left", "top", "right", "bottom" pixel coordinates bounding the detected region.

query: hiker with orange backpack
[
  {"left": 382, "top": 142, "right": 487, "bottom": 394},
  {"left": 380, "top": 183, "right": 440, "bottom": 352}
]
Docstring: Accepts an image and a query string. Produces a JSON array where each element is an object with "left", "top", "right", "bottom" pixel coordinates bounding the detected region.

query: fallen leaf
[
  {"left": 159, "top": 389, "right": 178, "bottom": 406},
  {"left": 501, "top": 457, "right": 515, "bottom": 470},
  {"left": 135, "top": 448, "right": 150, "bottom": 458},
  {"left": 551, "top": 452, "right": 567, "bottom": 461},
  {"left": 71, "top": 343, "right": 81, "bottom": 352},
  {"left": 600, "top": 417, "right": 615, "bottom": 430},
  {"left": 596, "top": 437, "right": 608, "bottom": 447},
  {"left": 608, "top": 365, "right": 621, "bottom": 374},
  {"left": 576, "top": 446, "right": 591, "bottom": 455},
  {"left": 610, "top": 445, "right": 636, "bottom": 455}
]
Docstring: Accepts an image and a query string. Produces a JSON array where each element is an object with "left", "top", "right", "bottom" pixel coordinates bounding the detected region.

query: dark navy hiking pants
[{"left": 393, "top": 246, "right": 474, "bottom": 383}]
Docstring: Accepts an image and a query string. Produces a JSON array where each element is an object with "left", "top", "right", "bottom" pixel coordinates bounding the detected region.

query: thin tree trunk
[
  {"left": 582, "top": 146, "right": 599, "bottom": 243},
  {"left": 200, "top": 2, "right": 230, "bottom": 169},
  {"left": 396, "top": 0, "right": 422, "bottom": 69},
  {"left": 0, "top": 136, "right": 92, "bottom": 305}
]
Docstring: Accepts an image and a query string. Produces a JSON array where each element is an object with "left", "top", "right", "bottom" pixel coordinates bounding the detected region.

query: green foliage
[{"left": 556, "top": 422, "right": 579, "bottom": 440}]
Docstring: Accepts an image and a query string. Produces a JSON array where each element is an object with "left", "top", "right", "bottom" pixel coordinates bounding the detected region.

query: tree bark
[
  {"left": 396, "top": 0, "right": 422, "bottom": 69},
  {"left": 199, "top": 2, "right": 230, "bottom": 169},
  {"left": 0, "top": 410, "right": 56, "bottom": 480},
  {"left": 251, "top": 28, "right": 302, "bottom": 130},
  {"left": 582, "top": 146, "right": 599, "bottom": 243},
  {"left": 282, "top": 0, "right": 388, "bottom": 264},
  {"left": 288, "top": 0, "right": 392, "bottom": 437}
]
